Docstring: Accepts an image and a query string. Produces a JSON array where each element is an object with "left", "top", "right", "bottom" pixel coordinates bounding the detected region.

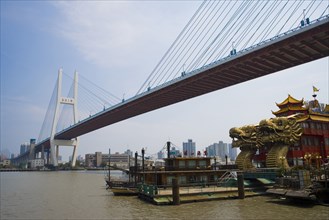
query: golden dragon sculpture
[{"left": 230, "top": 114, "right": 303, "bottom": 170}]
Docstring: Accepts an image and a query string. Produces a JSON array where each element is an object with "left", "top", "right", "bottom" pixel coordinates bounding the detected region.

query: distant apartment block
[
  {"left": 20, "top": 143, "right": 30, "bottom": 155},
  {"left": 228, "top": 143, "right": 237, "bottom": 161},
  {"left": 183, "top": 139, "right": 196, "bottom": 157},
  {"left": 206, "top": 141, "right": 236, "bottom": 161},
  {"left": 29, "top": 159, "right": 45, "bottom": 168},
  {"left": 85, "top": 152, "right": 130, "bottom": 168},
  {"left": 0, "top": 159, "right": 11, "bottom": 167},
  {"left": 124, "top": 149, "right": 133, "bottom": 157},
  {"left": 157, "top": 151, "right": 165, "bottom": 159}
]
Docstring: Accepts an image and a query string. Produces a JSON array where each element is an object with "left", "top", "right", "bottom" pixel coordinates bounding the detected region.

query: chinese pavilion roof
[
  {"left": 273, "top": 95, "right": 307, "bottom": 116},
  {"left": 273, "top": 94, "right": 329, "bottom": 122},
  {"left": 275, "top": 94, "right": 304, "bottom": 107}
]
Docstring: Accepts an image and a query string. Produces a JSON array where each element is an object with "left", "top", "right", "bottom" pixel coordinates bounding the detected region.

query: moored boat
[{"left": 105, "top": 142, "right": 238, "bottom": 196}]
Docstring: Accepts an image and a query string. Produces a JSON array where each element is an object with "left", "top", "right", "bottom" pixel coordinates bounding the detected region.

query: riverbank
[
  {"left": 0, "top": 167, "right": 86, "bottom": 172},
  {"left": 0, "top": 167, "right": 122, "bottom": 174}
]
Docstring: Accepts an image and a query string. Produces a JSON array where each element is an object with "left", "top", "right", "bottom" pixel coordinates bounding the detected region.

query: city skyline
[
  {"left": 2, "top": 138, "right": 235, "bottom": 163},
  {"left": 1, "top": 1, "right": 328, "bottom": 162}
]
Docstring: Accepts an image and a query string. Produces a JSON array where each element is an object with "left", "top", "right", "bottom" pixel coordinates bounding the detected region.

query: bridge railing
[
  {"left": 137, "top": 14, "right": 329, "bottom": 101},
  {"left": 193, "top": 14, "right": 329, "bottom": 79}
]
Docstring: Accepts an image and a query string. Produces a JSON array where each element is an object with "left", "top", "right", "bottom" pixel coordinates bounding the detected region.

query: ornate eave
[
  {"left": 296, "top": 114, "right": 310, "bottom": 122},
  {"left": 309, "top": 115, "right": 329, "bottom": 122},
  {"left": 276, "top": 94, "right": 304, "bottom": 108},
  {"left": 272, "top": 106, "right": 308, "bottom": 116}
]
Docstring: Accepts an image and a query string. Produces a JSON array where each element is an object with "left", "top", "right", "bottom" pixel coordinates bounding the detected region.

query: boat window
[
  {"left": 188, "top": 160, "right": 196, "bottom": 168},
  {"left": 198, "top": 160, "right": 206, "bottom": 168},
  {"left": 201, "top": 176, "right": 207, "bottom": 182},
  {"left": 179, "top": 160, "right": 185, "bottom": 168},
  {"left": 179, "top": 176, "right": 186, "bottom": 184},
  {"left": 189, "top": 176, "right": 196, "bottom": 183},
  {"left": 167, "top": 176, "right": 174, "bottom": 185}
]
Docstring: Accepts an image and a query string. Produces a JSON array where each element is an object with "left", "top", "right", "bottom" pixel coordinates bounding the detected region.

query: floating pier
[{"left": 137, "top": 184, "right": 265, "bottom": 205}]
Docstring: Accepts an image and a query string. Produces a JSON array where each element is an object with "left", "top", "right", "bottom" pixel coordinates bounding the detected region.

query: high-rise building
[
  {"left": 20, "top": 143, "right": 29, "bottom": 155},
  {"left": 157, "top": 151, "right": 165, "bottom": 159},
  {"left": 228, "top": 143, "right": 237, "bottom": 160},
  {"left": 77, "top": 155, "right": 84, "bottom": 161},
  {"left": 124, "top": 149, "right": 133, "bottom": 157},
  {"left": 218, "top": 141, "right": 229, "bottom": 160},
  {"left": 206, "top": 143, "right": 220, "bottom": 157},
  {"left": 206, "top": 141, "right": 233, "bottom": 161},
  {"left": 183, "top": 139, "right": 196, "bottom": 157}
]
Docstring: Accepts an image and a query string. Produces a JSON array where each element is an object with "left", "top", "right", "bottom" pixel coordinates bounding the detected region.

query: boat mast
[
  {"left": 108, "top": 148, "right": 111, "bottom": 184},
  {"left": 128, "top": 154, "right": 131, "bottom": 183}
]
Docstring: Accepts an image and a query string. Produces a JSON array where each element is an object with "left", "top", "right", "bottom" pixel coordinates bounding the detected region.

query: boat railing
[
  {"left": 216, "top": 171, "right": 237, "bottom": 186},
  {"left": 141, "top": 181, "right": 239, "bottom": 196}
]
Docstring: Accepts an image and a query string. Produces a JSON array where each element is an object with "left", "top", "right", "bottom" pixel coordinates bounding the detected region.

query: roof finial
[{"left": 312, "top": 86, "right": 319, "bottom": 98}]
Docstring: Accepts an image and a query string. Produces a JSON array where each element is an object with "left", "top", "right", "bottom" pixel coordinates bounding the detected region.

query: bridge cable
[
  {"left": 194, "top": 0, "right": 249, "bottom": 69},
  {"left": 150, "top": 0, "right": 214, "bottom": 89},
  {"left": 135, "top": 0, "right": 208, "bottom": 95},
  {"left": 152, "top": 0, "right": 216, "bottom": 88},
  {"left": 162, "top": 0, "right": 223, "bottom": 83},
  {"left": 138, "top": 0, "right": 209, "bottom": 94},
  {"left": 249, "top": 0, "right": 284, "bottom": 47},
  {"left": 174, "top": 0, "right": 234, "bottom": 78},
  {"left": 38, "top": 82, "right": 58, "bottom": 143},
  {"left": 136, "top": 0, "right": 327, "bottom": 97},
  {"left": 79, "top": 74, "right": 121, "bottom": 103},
  {"left": 211, "top": 0, "right": 253, "bottom": 62},
  {"left": 187, "top": 0, "right": 239, "bottom": 71}
]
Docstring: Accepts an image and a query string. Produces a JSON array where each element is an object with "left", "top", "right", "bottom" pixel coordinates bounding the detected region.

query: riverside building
[{"left": 85, "top": 152, "right": 131, "bottom": 168}]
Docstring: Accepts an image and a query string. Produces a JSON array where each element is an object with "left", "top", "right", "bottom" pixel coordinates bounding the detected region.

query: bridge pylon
[{"left": 49, "top": 68, "right": 79, "bottom": 167}]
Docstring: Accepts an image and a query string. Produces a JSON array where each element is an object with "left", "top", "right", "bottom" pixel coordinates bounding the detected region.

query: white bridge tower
[{"left": 49, "top": 68, "right": 79, "bottom": 167}]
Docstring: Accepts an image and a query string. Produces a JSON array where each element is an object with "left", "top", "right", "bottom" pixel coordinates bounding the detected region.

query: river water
[{"left": 1, "top": 171, "right": 328, "bottom": 220}]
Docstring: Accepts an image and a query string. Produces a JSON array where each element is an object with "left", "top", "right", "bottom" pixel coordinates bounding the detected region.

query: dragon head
[
  {"left": 229, "top": 125, "right": 258, "bottom": 148},
  {"left": 257, "top": 115, "right": 303, "bottom": 145}
]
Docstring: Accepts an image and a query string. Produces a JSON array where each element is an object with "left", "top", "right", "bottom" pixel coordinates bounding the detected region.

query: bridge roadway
[{"left": 31, "top": 17, "right": 328, "bottom": 153}]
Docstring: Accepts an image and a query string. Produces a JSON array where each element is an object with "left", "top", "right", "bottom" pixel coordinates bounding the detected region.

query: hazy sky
[{"left": 1, "top": 1, "right": 328, "bottom": 161}]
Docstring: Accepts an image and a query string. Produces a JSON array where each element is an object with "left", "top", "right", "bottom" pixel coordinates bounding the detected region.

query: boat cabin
[{"left": 140, "top": 157, "right": 227, "bottom": 186}]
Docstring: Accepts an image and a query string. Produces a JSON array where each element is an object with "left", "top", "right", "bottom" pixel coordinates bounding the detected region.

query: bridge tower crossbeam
[{"left": 49, "top": 68, "right": 79, "bottom": 167}]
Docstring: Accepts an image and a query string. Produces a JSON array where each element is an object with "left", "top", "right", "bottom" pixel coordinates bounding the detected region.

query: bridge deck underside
[{"left": 35, "top": 21, "right": 328, "bottom": 152}]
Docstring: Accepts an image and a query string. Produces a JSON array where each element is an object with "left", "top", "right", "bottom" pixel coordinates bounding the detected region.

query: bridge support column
[
  {"left": 56, "top": 145, "right": 59, "bottom": 161},
  {"left": 49, "top": 69, "right": 80, "bottom": 167},
  {"left": 41, "top": 145, "right": 45, "bottom": 160},
  {"left": 46, "top": 151, "right": 50, "bottom": 165},
  {"left": 71, "top": 144, "right": 78, "bottom": 167}
]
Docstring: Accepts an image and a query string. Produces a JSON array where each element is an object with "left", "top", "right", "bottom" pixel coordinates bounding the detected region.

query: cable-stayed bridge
[{"left": 12, "top": 0, "right": 329, "bottom": 167}]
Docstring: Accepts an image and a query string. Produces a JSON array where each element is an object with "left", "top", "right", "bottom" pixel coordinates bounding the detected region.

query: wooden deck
[{"left": 139, "top": 185, "right": 264, "bottom": 205}]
